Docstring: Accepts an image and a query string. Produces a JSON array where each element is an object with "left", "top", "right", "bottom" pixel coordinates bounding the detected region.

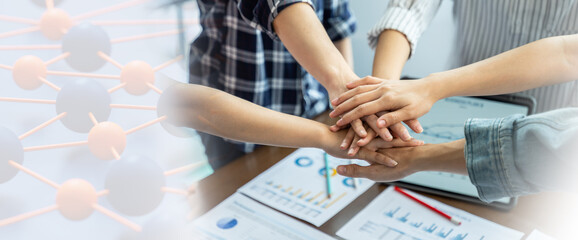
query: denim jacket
[{"left": 465, "top": 108, "right": 578, "bottom": 202}]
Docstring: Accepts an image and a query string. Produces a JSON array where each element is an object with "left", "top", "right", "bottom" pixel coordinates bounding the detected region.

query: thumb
[
  {"left": 337, "top": 164, "right": 361, "bottom": 177},
  {"left": 346, "top": 76, "right": 382, "bottom": 89},
  {"left": 377, "top": 110, "right": 413, "bottom": 128}
]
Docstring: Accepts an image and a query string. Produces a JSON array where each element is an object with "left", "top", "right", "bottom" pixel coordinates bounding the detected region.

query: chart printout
[
  {"left": 192, "top": 193, "right": 335, "bottom": 240},
  {"left": 238, "top": 148, "right": 374, "bottom": 226},
  {"left": 337, "top": 187, "right": 524, "bottom": 240}
]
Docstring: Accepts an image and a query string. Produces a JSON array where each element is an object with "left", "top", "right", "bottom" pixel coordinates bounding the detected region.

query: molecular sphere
[
  {"left": 55, "top": 79, "right": 111, "bottom": 133},
  {"left": 105, "top": 155, "right": 166, "bottom": 216},
  {"left": 12, "top": 55, "right": 47, "bottom": 90},
  {"left": 30, "top": 0, "right": 64, "bottom": 7},
  {"left": 0, "top": 126, "right": 24, "bottom": 184},
  {"left": 39, "top": 8, "right": 73, "bottom": 40},
  {"left": 156, "top": 83, "right": 194, "bottom": 138},
  {"left": 120, "top": 61, "right": 155, "bottom": 95},
  {"left": 62, "top": 23, "right": 111, "bottom": 72},
  {"left": 55, "top": 179, "right": 98, "bottom": 221},
  {"left": 88, "top": 122, "right": 127, "bottom": 160}
]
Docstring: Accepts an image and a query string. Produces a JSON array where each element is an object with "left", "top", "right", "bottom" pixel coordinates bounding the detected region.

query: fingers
[
  {"left": 356, "top": 148, "right": 398, "bottom": 167},
  {"left": 340, "top": 128, "right": 356, "bottom": 150},
  {"left": 364, "top": 138, "right": 424, "bottom": 151},
  {"left": 365, "top": 115, "right": 392, "bottom": 142},
  {"left": 329, "top": 124, "right": 345, "bottom": 132},
  {"left": 336, "top": 164, "right": 365, "bottom": 178},
  {"left": 345, "top": 76, "right": 383, "bottom": 89},
  {"left": 404, "top": 119, "right": 423, "bottom": 133},
  {"left": 335, "top": 100, "right": 388, "bottom": 127},
  {"left": 361, "top": 114, "right": 392, "bottom": 143},
  {"left": 388, "top": 122, "right": 412, "bottom": 141},
  {"left": 356, "top": 127, "right": 377, "bottom": 147},
  {"left": 348, "top": 133, "right": 362, "bottom": 156},
  {"left": 376, "top": 109, "right": 415, "bottom": 128},
  {"left": 336, "top": 164, "right": 399, "bottom": 181},
  {"left": 330, "top": 85, "right": 380, "bottom": 118},
  {"left": 350, "top": 119, "right": 367, "bottom": 138}
]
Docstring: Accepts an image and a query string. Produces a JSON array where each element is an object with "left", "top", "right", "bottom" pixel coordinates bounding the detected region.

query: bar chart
[
  {"left": 238, "top": 148, "right": 374, "bottom": 227},
  {"left": 337, "top": 187, "right": 524, "bottom": 240}
]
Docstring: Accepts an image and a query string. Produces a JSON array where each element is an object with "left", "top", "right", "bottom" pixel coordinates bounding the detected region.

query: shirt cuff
[
  {"left": 367, "top": 7, "right": 422, "bottom": 57},
  {"left": 464, "top": 116, "right": 522, "bottom": 202}
]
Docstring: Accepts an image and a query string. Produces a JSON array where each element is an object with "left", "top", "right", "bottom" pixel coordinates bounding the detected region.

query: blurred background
[
  {"left": 0, "top": 0, "right": 456, "bottom": 239},
  {"left": 0, "top": 0, "right": 209, "bottom": 239}
]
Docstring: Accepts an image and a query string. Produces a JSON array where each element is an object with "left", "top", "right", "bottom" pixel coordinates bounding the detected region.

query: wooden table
[{"left": 188, "top": 115, "right": 578, "bottom": 239}]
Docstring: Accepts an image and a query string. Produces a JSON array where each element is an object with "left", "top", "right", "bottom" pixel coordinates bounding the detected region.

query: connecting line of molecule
[
  {"left": 0, "top": 84, "right": 203, "bottom": 231},
  {"left": 0, "top": 158, "right": 205, "bottom": 232},
  {"left": 0, "top": 0, "right": 197, "bottom": 42},
  {"left": 0, "top": 51, "right": 182, "bottom": 93},
  {"left": 0, "top": 49, "right": 184, "bottom": 155},
  {"left": 0, "top": 0, "right": 203, "bottom": 233}
]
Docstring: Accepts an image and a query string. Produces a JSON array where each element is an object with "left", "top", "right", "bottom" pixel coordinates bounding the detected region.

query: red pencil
[{"left": 394, "top": 186, "right": 462, "bottom": 226}]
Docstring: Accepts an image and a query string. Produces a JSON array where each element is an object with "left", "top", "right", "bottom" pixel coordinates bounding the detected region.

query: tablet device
[{"left": 392, "top": 94, "right": 535, "bottom": 210}]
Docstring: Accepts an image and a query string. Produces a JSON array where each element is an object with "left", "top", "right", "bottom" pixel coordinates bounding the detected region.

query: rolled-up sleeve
[
  {"left": 322, "top": 0, "right": 356, "bottom": 42},
  {"left": 235, "top": 0, "right": 315, "bottom": 40},
  {"left": 368, "top": 0, "right": 441, "bottom": 56},
  {"left": 465, "top": 108, "right": 578, "bottom": 202}
]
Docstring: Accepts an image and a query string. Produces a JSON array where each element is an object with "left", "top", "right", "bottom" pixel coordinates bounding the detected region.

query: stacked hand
[{"left": 326, "top": 76, "right": 446, "bottom": 182}]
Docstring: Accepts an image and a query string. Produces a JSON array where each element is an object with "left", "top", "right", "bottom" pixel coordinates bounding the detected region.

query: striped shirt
[
  {"left": 369, "top": 0, "right": 578, "bottom": 113},
  {"left": 190, "top": 0, "right": 356, "bottom": 152}
]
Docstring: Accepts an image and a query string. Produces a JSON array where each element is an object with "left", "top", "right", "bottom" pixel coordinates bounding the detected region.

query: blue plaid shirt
[{"left": 189, "top": 0, "right": 356, "bottom": 152}]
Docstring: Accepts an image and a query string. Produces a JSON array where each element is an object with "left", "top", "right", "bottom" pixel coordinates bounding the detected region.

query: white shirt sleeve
[{"left": 368, "top": 0, "right": 441, "bottom": 57}]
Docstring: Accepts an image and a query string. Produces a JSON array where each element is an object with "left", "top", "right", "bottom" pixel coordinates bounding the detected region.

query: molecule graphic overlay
[{"left": 0, "top": 0, "right": 203, "bottom": 238}]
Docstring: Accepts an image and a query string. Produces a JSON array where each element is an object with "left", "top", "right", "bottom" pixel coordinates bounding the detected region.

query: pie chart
[
  {"left": 294, "top": 156, "right": 313, "bottom": 167},
  {"left": 216, "top": 217, "right": 238, "bottom": 230}
]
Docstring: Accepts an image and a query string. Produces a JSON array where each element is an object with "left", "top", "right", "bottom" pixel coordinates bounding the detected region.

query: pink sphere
[
  {"left": 87, "top": 122, "right": 126, "bottom": 160},
  {"left": 39, "top": 8, "right": 73, "bottom": 40},
  {"left": 120, "top": 61, "right": 155, "bottom": 95},
  {"left": 56, "top": 179, "right": 97, "bottom": 221},
  {"left": 12, "top": 55, "right": 46, "bottom": 90}
]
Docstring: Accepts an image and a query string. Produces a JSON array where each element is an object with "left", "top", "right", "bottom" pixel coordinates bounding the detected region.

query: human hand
[
  {"left": 330, "top": 111, "right": 417, "bottom": 147},
  {"left": 327, "top": 79, "right": 373, "bottom": 141},
  {"left": 327, "top": 77, "right": 416, "bottom": 147},
  {"left": 333, "top": 122, "right": 379, "bottom": 157},
  {"left": 336, "top": 140, "right": 467, "bottom": 182},
  {"left": 329, "top": 76, "right": 436, "bottom": 131},
  {"left": 336, "top": 144, "right": 428, "bottom": 182},
  {"left": 320, "top": 127, "right": 423, "bottom": 167},
  {"left": 333, "top": 117, "right": 422, "bottom": 158}
]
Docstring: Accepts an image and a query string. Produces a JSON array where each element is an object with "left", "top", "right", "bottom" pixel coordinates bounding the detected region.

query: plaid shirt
[{"left": 189, "top": 0, "right": 356, "bottom": 152}]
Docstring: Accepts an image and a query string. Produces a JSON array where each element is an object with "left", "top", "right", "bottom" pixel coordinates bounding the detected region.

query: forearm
[
  {"left": 372, "top": 30, "right": 411, "bottom": 80},
  {"left": 334, "top": 37, "right": 354, "bottom": 69},
  {"left": 163, "top": 83, "right": 329, "bottom": 149},
  {"left": 273, "top": 3, "right": 357, "bottom": 96},
  {"left": 426, "top": 35, "right": 578, "bottom": 99},
  {"left": 411, "top": 139, "right": 467, "bottom": 175}
]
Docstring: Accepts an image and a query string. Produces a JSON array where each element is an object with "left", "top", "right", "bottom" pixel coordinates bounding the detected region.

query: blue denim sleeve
[
  {"left": 465, "top": 108, "right": 578, "bottom": 202},
  {"left": 235, "top": 0, "right": 315, "bottom": 40}
]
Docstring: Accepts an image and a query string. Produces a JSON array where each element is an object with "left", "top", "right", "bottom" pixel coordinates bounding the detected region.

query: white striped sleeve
[{"left": 368, "top": 0, "right": 441, "bottom": 57}]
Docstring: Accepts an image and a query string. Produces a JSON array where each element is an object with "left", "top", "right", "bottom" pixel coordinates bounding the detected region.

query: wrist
[
  {"left": 321, "top": 66, "right": 359, "bottom": 98},
  {"left": 314, "top": 123, "right": 333, "bottom": 150},
  {"left": 422, "top": 72, "right": 453, "bottom": 101},
  {"left": 414, "top": 140, "right": 467, "bottom": 174}
]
